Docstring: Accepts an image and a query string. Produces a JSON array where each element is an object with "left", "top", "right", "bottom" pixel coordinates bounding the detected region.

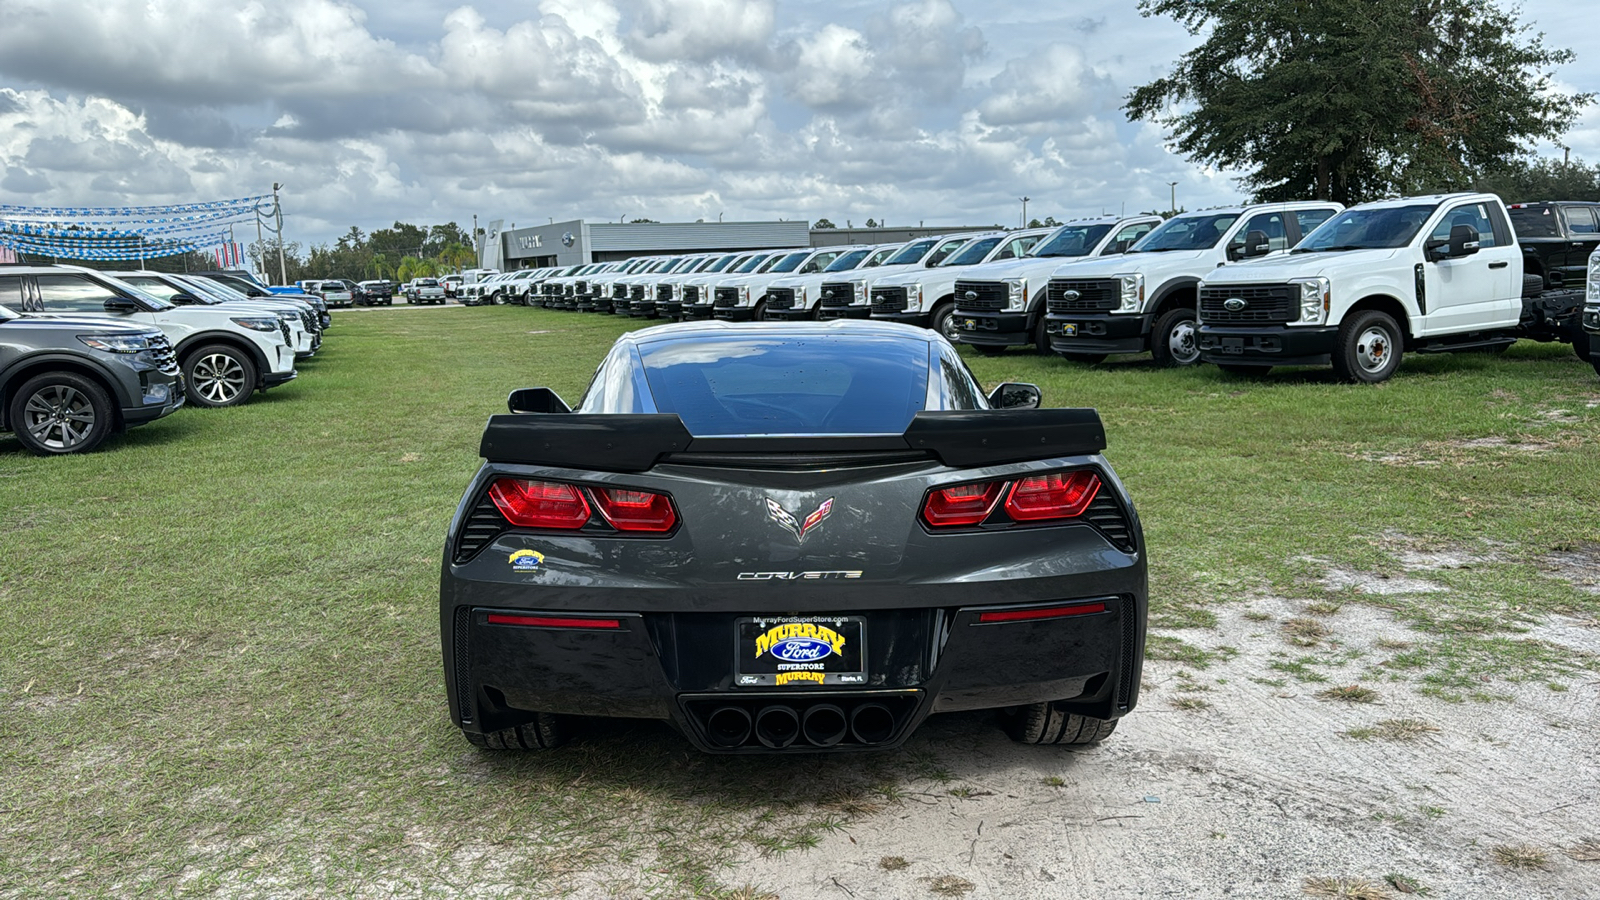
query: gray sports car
[{"left": 440, "top": 321, "right": 1147, "bottom": 753}]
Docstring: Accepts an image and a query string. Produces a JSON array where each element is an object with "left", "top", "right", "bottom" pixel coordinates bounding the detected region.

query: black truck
[{"left": 1507, "top": 201, "right": 1599, "bottom": 360}]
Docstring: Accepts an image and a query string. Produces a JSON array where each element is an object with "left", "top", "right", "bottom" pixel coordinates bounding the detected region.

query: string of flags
[{"left": 0, "top": 194, "right": 273, "bottom": 263}]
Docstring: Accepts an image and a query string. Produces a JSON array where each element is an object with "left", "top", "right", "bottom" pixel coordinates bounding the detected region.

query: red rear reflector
[
  {"left": 592, "top": 487, "right": 677, "bottom": 532},
  {"left": 1004, "top": 471, "right": 1101, "bottom": 522},
  {"left": 923, "top": 481, "right": 1005, "bottom": 527},
  {"left": 978, "top": 602, "right": 1106, "bottom": 623},
  {"left": 486, "top": 614, "right": 622, "bottom": 629},
  {"left": 488, "top": 478, "right": 591, "bottom": 529}
]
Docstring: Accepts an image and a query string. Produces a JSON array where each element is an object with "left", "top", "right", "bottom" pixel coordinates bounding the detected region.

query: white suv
[{"left": 10, "top": 265, "right": 297, "bottom": 407}]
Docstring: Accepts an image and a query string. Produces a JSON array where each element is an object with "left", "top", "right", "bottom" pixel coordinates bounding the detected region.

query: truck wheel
[
  {"left": 930, "top": 301, "right": 957, "bottom": 341},
  {"left": 464, "top": 713, "right": 570, "bottom": 750},
  {"left": 1151, "top": 308, "right": 1201, "bottom": 367},
  {"left": 1031, "top": 313, "right": 1051, "bottom": 355},
  {"left": 1058, "top": 353, "right": 1108, "bottom": 364},
  {"left": 183, "top": 344, "right": 257, "bottom": 407},
  {"left": 1333, "top": 310, "right": 1403, "bottom": 383},
  {"left": 752, "top": 300, "right": 768, "bottom": 321},
  {"left": 8, "top": 372, "right": 114, "bottom": 455},
  {"left": 1569, "top": 323, "right": 1591, "bottom": 362},
  {"left": 1217, "top": 364, "right": 1273, "bottom": 377},
  {"left": 1004, "top": 702, "right": 1117, "bottom": 745}
]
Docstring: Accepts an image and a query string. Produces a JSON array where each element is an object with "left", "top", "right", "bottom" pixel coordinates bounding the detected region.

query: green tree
[
  {"left": 813, "top": 218, "right": 837, "bottom": 229},
  {"left": 865, "top": 218, "right": 878, "bottom": 228},
  {"left": 1125, "top": 0, "right": 1593, "bottom": 204},
  {"left": 1474, "top": 155, "right": 1600, "bottom": 202}
]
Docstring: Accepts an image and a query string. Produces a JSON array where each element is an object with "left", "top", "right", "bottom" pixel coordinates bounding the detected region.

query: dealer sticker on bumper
[
  {"left": 960, "top": 318, "right": 978, "bottom": 330},
  {"left": 735, "top": 616, "right": 866, "bottom": 686},
  {"left": 1052, "top": 323, "right": 1078, "bottom": 337}
]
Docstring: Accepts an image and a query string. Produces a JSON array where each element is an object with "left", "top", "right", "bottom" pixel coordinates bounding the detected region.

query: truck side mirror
[
  {"left": 987, "top": 382, "right": 1041, "bottom": 409},
  {"left": 1448, "top": 223, "right": 1481, "bottom": 258},
  {"left": 507, "top": 387, "right": 571, "bottom": 414},
  {"left": 103, "top": 297, "right": 139, "bottom": 313},
  {"left": 1239, "top": 229, "right": 1273, "bottom": 259}
]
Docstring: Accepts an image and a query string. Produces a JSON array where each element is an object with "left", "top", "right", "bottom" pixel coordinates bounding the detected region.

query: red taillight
[
  {"left": 923, "top": 481, "right": 1005, "bottom": 527},
  {"left": 977, "top": 602, "right": 1106, "bottom": 624},
  {"left": 486, "top": 613, "right": 621, "bottom": 629},
  {"left": 592, "top": 487, "right": 677, "bottom": 532},
  {"left": 1004, "top": 471, "right": 1100, "bottom": 522},
  {"left": 488, "top": 478, "right": 591, "bottom": 530}
]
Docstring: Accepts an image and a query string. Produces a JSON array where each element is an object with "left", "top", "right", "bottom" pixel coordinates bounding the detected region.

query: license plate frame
[{"left": 734, "top": 616, "right": 867, "bottom": 687}]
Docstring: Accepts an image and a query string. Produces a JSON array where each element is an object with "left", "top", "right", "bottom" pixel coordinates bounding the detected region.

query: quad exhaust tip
[
  {"left": 801, "top": 703, "right": 848, "bottom": 748},
  {"left": 754, "top": 704, "right": 801, "bottom": 749},
  {"left": 706, "top": 706, "right": 752, "bottom": 748},
  {"left": 849, "top": 703, "right": 894, "bottom": 745}
]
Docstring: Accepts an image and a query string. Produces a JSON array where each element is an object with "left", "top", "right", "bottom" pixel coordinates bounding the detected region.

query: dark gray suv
[{"left": 0, "top": 301, "right": 184, "bottom": 454}]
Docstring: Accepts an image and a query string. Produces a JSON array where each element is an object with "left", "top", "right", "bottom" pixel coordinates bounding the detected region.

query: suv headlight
[
  {"left": 1115, "top": 274, "right": 1144, "bottom": 314},
  {"left": 230, "top": 316, "right": 282, "bottom": 332},
  {"left": 1291, "top": 277, "right": 1331, "bottom": 325},
  {"left": 1005, "top": 278, "right": 1027, "bottom": 312},
  {"left": 79, "top": 333, "right": 157, "bottom": 353}
]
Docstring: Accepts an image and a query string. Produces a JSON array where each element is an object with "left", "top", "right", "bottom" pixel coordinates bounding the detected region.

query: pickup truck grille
[
  {"left": 714, "top": 287, "right": 739, "bottom": 308},
  {"left": 766, "top": 288, "right": 796, "bottom": 310},
  {"left": 871, "top": 287, "right": 908, "bottom": 314},
  {"left": 1199, "top": 284, "right": 1295, "bottom": 323},
  {"left": 819, "top": 282, "right": 855, "bottom": 308},
  {"left": 656, "top": 285, "right": 673, "bottom": 303},
  {"left": 630, "top": 285, "right": 645, "bottom": 302},
  {"left": 564, "top": 285, "right": 576, "bottom": 297},
  {"left": 148, "top": 334, "right": 179, "bottom": 375},
  {"left": 609, "top": 284, "right": 624, "bottom": 299},
  {"left": 682, "top": 286, "right": 701, "bottom": 305},
  {"left": 1046, "top": 279, "right": 1119, "bottom": 312},
  {"left": 954, "top": 281, "right": 1007, "bottom": 312},
  {"left": 574, "top": 281, "right": 588, "bottom": 295}
]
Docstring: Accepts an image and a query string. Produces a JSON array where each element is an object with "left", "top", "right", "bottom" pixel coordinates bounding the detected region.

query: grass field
[{"left": 3, "top": 306, "right": 1598, "bottom": 898}]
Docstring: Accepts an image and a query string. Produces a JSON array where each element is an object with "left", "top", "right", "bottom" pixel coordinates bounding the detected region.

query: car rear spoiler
[{"left": 478, "top": 409, "right": 1107, "bottom": 472}]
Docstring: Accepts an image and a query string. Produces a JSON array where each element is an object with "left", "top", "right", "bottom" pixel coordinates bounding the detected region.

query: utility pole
[
  {"left": 472, "top": 214, "right": 480, "bottom": 268},
  {"left": 1168, "top": 181, "right": 1178, "bottom": 215},
  {"left": 1019, "top": 197, "right": 1031, "bottom": 229},
  {"left": 273, "top": 182, "right": 287, "bottom": 285},
  {"left": 255, "top": 207, "right": 264, "bottom": 278}
]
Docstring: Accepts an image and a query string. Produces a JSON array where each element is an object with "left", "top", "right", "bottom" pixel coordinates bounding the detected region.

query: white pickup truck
[
  {"left": 1195, "top": 192, "right": 1588, "bottom": 382},
  {"left": 1582, "top": 247, "right": 1600, "bottom": 379},
  {"left": 1041, "top": 202, "right": 1342, "bottom": 366}
]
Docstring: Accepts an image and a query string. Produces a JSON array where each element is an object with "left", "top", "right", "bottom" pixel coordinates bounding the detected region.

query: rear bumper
[
  {"left": 1045, "top": 313, "right": 1147, "bottom": 355},
  {"left": 952, "top": 311, "right": 1030, "bottom": 346},
  {"left": 442, "top": 594, "right": 1144, "bottom": 754},
  {"left": 1197, "top": 324, "right": 1338, "bottom": 366}
]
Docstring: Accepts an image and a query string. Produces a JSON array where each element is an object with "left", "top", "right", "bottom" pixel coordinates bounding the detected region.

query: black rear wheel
[
  {"left": 1004, "top": 703, "right": 1118, "bottom": 745},
  {"left": 8, "top": 372, "right": 114, "bottom": 455},
  {"left": 464, "top": 713, "right": 571, "bottom": 750}
]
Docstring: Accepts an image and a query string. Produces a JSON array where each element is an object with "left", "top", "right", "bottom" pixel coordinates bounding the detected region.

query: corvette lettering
[{"left": 737, "top": 571, "right": 864, "bottom": 581}]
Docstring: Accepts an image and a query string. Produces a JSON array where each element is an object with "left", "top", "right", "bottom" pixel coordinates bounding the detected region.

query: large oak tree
[{"left": 1125, "top": 0, "right": 1593, "bottom": 204}]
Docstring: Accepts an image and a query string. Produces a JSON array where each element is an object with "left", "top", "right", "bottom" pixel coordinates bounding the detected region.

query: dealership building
[{"left": 490, "top": 219, "right": 1001, "bottom": 269}]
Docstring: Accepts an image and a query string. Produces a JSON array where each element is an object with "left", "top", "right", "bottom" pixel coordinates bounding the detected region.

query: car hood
[
  {"left": 5, "top": 314, "right": 162, "bottom": 334},
  {"left": 1050, "top": 248, "right": 1219, "bottom": 280},
  {"left": 1205, "top": 247, "right": 1404, "bottom": 283}
]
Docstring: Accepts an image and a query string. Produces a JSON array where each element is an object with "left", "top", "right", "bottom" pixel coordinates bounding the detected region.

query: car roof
[{"left": 619, "top": 319, "right": 943, "bottom": 348}]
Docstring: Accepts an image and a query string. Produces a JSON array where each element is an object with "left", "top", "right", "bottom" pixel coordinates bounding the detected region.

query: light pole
[
  {"left": 1167, "top": 181, "right": 1178, "bottom": 215},
  {"left": 272, "top": 182, "right": 287, "bottom": 286},
  {"left": 1019, "top": 196, "right": 1031, "bottom": 229}
]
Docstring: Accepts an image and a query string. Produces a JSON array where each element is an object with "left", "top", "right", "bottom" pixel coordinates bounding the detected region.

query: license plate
[
  {"left": 735, "top": 616, "right": 866, "bottom": 687},
  {"left": 1057, "top": 323, "right": 1079, "bottom": 337},
  {"left": 1221, "top": 338, "right": 1244, "bottom": 355},
  {"left": 960, "top": 318, "right": 978, "bottom": 330}
]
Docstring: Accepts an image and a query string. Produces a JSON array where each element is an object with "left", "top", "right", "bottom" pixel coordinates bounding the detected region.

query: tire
[
  {"left": 464, "top": 713, "right": 570, "bottom": 750},
  {"left": 1150, "top": 307, "right": 1201, "bottom": 367},
  {"left": 183, "top": 344, "right": 258, "bottom": 408},
  {"left": 1031, "top": 312, "right": 1051, "bottom": 354},
  {"left": 7, "top": 371, "right": 114, "bottom": 455},
  {"left": 1217, "top": 363, "right": 1273, "bottom": 377},
  {"left": 930, "top": 300, "right": 957, "bottom": 341},
  {"left": 1332, "top": 310, "right": 1403, "bottom": 383},
  {"left": 1569, "top": 323, "right": 1591, "bottom": 362},
  {"left": 973, "top": 344, "right": 1007, "bottom": 356},
  {"left": 752, "top": 300, "right": 768, "bottom": 322},
  {"left": 1592, "top": 354, "right": 1600, "bottom": 380},
  {"left": 1058, "top": 352, "right": 1108, "bottom": 364},
  {"left": 1003, "top": 702, "right": 1118, "bottom": 745}
]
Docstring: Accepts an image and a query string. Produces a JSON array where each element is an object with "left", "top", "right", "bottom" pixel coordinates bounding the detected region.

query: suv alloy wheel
[
  {"left": 183, "top": 344, "right": 258, "bottom": 407},
  {"left": 9, "top": 372, "right": 114, "bottom": 455}
]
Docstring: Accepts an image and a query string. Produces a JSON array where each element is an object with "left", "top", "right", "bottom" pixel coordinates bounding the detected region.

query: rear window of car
[
  {"left": 637, "top": 335, "right": 931, "bottom": 435},
  {"left": 1508, "top": 205, "right": 1562, "bottom": 238}
]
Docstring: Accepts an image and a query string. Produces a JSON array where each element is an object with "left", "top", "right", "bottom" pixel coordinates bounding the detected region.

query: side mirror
[
  {"left": 987, "top": 382, "right": 1041, "bottom": 409},
  {"left": 508, "top": 387, "right": 571, "bottom": 414},
  {"left": 1449, "top": 223, "right": 1480, "bottom": 258},
  {"left": 170, "top": 293, "right": 199, "bottom": 305},
  {"left": 1108, "top": 239, "right": 1134, "bottom": 255},
  {"left": 1240, "top": 229, "right": 1273, "bottom": 259},
  {"left": 103, "top": 297, "right": 139, "bottom": 313}
]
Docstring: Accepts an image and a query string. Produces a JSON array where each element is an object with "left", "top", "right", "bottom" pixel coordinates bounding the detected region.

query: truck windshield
[
  {"left": 766, "top": 251, "right": 812, "bottom": 274},
  {"left": 1028, "top": 224, "right": 1115, "bottom": 257},
  {"left": 824, "top": 249, "right": 871, "bottom": 272},
  {"left": 1507, "top": 206, "right": 1562, "bottom": 238},
  {"left": 1130, "top": 214, "right": 1241, "bottom": 252},
  {"left": 883, "top": 239, "right": 938, "bottom": 266},
  {"left": 942, "top": 237, "right": 1003, "bottom": 266},
  {"left": 702, "top": 255, "right": 737, "bottom": 273},
  {"left": 1292, "top": 204, "right": 1439, "bottom": 252},
  {"left": 732, "top": 255, "right": 768, "bottom": 274},
  {"left": 864, "top": 247, "right": 900, "bottom": 267},
  {"left": 639, "top": 335, "right": 932, "bottom": 436}
]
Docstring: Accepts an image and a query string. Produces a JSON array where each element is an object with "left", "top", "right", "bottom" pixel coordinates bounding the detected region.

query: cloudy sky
[{"left": 0, "top": 0, "right": 1595, "bottom": 247}]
